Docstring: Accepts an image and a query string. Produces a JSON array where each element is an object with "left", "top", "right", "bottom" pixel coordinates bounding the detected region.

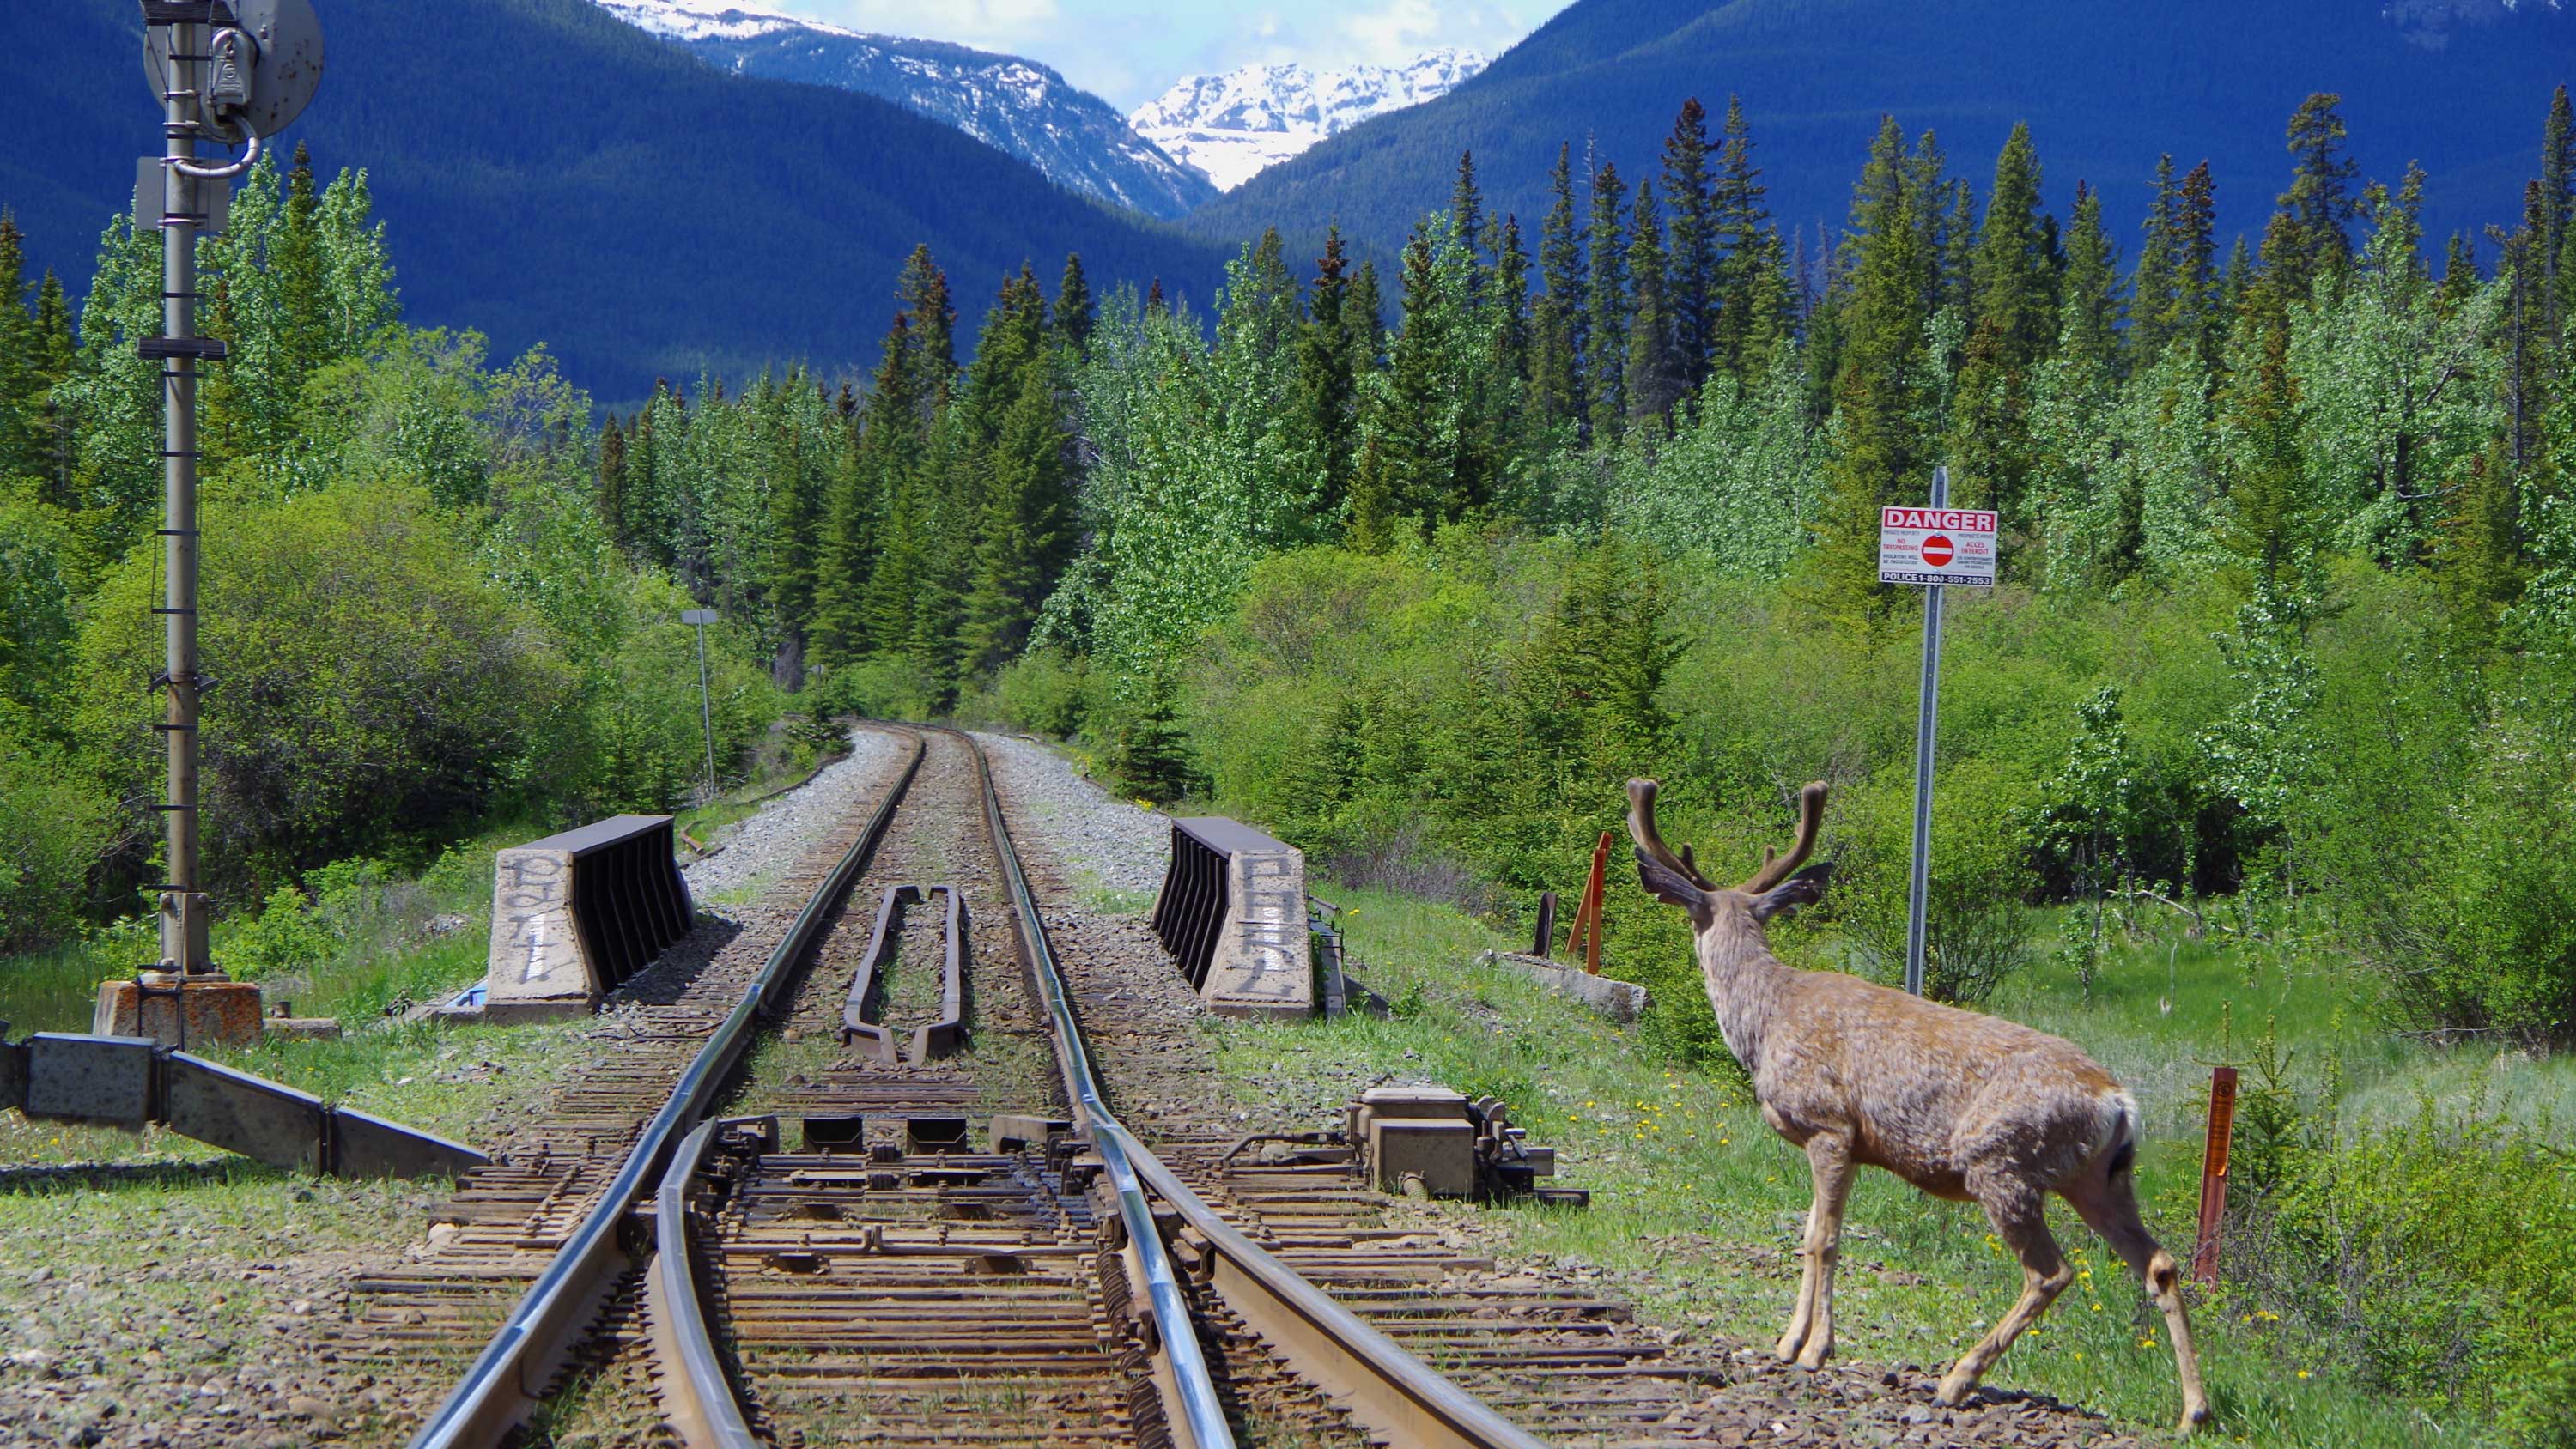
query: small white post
[{"left": 682, "top": 609, "right": 718, "bottom": 803}]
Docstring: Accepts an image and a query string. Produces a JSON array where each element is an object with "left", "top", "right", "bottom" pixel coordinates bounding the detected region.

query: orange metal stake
[
  {"left": 2191, "top": 1064, "right": 2239, "bottom": 1286},
  {"left": 1564, "top": 831, "right": 1612, "bottom": 975}
]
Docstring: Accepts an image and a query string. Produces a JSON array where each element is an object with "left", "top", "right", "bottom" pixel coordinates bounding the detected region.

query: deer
[{"left": 1624, "top": 777, "right": 2210, "bottom": 1435}]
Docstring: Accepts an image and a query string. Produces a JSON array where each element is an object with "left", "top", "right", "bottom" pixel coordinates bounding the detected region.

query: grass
[{"left": 1202, "top": 881, "right": 2540, "bottom": 1449}]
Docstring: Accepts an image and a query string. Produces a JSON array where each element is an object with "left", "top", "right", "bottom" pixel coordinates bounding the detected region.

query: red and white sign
[{"left": 1878, "top": 506, "right": 1997, "bottom": 586}]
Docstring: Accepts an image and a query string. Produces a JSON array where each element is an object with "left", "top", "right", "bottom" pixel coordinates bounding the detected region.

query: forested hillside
[
  {"left": 0, "top": 0, "right": 1228, "bottom": 399},
  {"left": 1191, "top": 0, "right": 2573, "bottom": 269}
]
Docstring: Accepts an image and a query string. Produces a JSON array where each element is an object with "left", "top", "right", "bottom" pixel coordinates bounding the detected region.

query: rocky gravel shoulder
[
  {"left": 685, "top": 728, "right": 908, "bottom": 905},
  {"left": 974, "top": 731, "right": 1169, "bottom": 901}
]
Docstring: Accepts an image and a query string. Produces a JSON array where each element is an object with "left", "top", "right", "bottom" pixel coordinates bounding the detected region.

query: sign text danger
[{"left": 1878, "top": 506, "right": 1998, "bottom": 587}]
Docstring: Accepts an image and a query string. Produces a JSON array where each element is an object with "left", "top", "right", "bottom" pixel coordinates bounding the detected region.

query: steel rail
[
  {"left": 644, "top": 1119, "right": 761, "bottom": 1449},
  {"left": 404, "top": 729, "right": 927, "bottom": 1449},
  {"left": 946, "top": 725, "right": 1236, "bottom": 1449},
  {"left": 948, "top": 724, "right": 1545, "bottom": 1449}
]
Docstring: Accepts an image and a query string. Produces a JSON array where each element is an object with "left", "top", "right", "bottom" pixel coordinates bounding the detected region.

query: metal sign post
[
  {"left": 683, "top": 609, "right": 718, "bottom": 802},
  {"left": 1876, "top": 468, "right": 1998, "bottom": 997}
]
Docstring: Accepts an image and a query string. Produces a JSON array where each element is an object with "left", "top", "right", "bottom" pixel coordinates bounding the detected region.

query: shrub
[
  {"left": 989, "top": 647, "right": 1089, "bottom": 737},
  {"left": 1832, "top": 755, "right": 2041, "bottom": 1004},
  {"left": 226, "top": 883, "right": 335, "bottom": 981},
  {"left": 72, "top": 482, "right": 577, "bottom": 886},
  {"left": 0, "top": 705, "right": 119, "bottom": 949}
]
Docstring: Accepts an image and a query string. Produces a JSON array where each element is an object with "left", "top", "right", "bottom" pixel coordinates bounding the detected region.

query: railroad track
[{"left": 329, "top": 724, "right": 2116, "bottom": 1449}]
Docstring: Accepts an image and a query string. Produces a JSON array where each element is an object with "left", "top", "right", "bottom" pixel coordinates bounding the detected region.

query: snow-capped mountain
[
  {"left": 1131, "top": 49, "right": 1489, "bottom": 191},
  {"left": 588, "top": 0, "right": 1216, "bottom": 219}
]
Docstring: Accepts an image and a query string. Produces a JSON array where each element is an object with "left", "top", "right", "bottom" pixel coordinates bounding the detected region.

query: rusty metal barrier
[{"left": 837, "top": 884, "right": 964, "bottom": 1064}]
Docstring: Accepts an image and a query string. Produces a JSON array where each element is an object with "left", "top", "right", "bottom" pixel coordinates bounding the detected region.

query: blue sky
[{"left": 763, "top": 0, "right": 1576, "bottom": 110}]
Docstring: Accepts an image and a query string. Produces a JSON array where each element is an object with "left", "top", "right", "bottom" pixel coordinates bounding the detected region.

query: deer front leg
[
  {"left": 1776, "top": 1131, "right": 1855, "bottom": 1367},
  {"left": 1936, "top": 1184, "right": 2072, "bottom": 1407}
]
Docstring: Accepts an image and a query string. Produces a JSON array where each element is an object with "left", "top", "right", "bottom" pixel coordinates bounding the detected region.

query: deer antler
[
  {"left": 1626, "top": 779, "right": 1716, "bottom": 892},
  {"left": 1741, "top": 782, "right": 1827, "bottom": 894}
]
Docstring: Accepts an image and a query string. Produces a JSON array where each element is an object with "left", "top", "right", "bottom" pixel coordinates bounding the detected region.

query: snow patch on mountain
[
  {"left": 1131, "top": 49, "right": 1489, "bottom": 191},
  {"left": 586, "top": 0, "right": 1215, "bottom": 218}
]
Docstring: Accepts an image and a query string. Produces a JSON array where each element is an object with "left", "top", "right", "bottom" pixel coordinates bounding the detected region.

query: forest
[{"left": 5, "top": 86, "right": 2576, "bottom": 1440}]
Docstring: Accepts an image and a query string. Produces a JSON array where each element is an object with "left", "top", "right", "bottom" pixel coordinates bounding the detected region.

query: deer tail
[{"left": 2093, "top": 1089, "right": 2142, "bottom": 1181}]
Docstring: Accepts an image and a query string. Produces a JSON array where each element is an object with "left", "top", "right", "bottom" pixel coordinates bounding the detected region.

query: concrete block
[
  {"left": 1201, "top": 847, "right": 1315, "bottom": 1018},
  {"left": 265, "top": 1016, "right": 342, "bottom": 1040},
  {"left": 163, "top": 1052, "right": 326, "bottom": 1173},
  {"left": 332, "top": 1106, "right": 490, "bottom": 1179},
  {"left": 25, "top": 1034, "right": 157, "bottom": 1126},
  {"left": 1368, "top": 1118, "right": 1477, "bottom": 1198},
  {"left": 484, "top": 846, "right": 593, "bottom": 1020},
  {"left": 989, "top": 1114, "right": 1072, "bottom": 1151},
  {"left": 1479, "top": 949, "right": 1650, "bottom": 1024},
  {"left": 93, "top": 979, "right": 267, "bottom": 1048}
]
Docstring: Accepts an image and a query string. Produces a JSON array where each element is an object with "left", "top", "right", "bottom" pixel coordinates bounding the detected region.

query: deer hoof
[
  {"left": 1794, "top": 1341, "right": 1832, "bottom": 1371},
  {"left": 1931, "top": 1373, "right": 1972, "bottom": 1408},
  {"left": 1773, "top": 1331, "right": 1803, "bottom": 1362}
]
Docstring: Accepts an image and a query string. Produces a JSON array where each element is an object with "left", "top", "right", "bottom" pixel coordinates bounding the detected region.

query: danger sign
[{"left": 1879, "top": 506, "right": 1997, "bottom": 586}]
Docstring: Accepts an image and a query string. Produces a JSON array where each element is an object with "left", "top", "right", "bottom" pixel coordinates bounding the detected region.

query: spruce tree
[
  {"left": 2542, "top": 87, "right": 2574, "bottom": 330},
  {"left": 1346, "top": 260, "right": 1385, "bottom": 371},
  {"left": 597, "top": 418, "right": 629, "bottom": 547},
  {"left": 1293, "top": 226, "right": 1361, "bottom": 518},
  {"left": 964, "top": 349, "right": 1074, "bottom": 676},
  {"left": 2057, "top": 181, "right": 2124, "bottom": 376},
  {"left": 2275, "top": 94, "right": 2362, "bottom": 302},
  {"left": 1586, "top": 157, "right": 1629, "bottom": 442},
  {"left": 896, "top": 245, "right": 957, "bottom": 414},
  {"left": 1531, "top": 144, "right": 1587, "bottom": 429},
  {"left": 1810, "top": 116, "right": 1938, "bottom": 617},
  {"left": 1492, "top": 212, "right": 1532, "bottom": 386},
  {"left": 1624, "top": 180, "right": 1684, "bottom": 422},
  {"left": 29, "top": 270, "right": 72, "bottom": 506},
  {"left": 1349, "top": 230, "right": 1447, "bottom": 550},
  {"left": 1662, "top": 99, "right": 1717, "bottom": 387},
  {"left": 2177, "top": 161, "right": 2221, "bottom": 369},
  {"left": 1953, "top": 122, "right": 2053, "bottom": 530},
  {"left": 2132, "top": 155, "right": 2180, "bottom": 360},
  {"left": 0, "top": 213, "right": 34, "bottom": 484},
  {"left": 1452, "top": 151, "right": 1485, "bottom": 274},
  {"left": 2222, "top": 212, "right": 2318, "bottom": 590},
  {"left": 1710, "top": 95, "right": 1785, "bottom": 379},
  {"left": 1054, "top": 252, "right": 1094, "bottom": 355}
]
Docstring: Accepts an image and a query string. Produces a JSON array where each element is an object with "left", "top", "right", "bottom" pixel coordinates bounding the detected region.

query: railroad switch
[{"left": 1345, "top": 1085, "right": 1587, "bottom": 1205}]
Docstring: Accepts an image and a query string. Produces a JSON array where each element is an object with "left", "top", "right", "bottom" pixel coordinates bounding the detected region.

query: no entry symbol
[{"left": 1920, "top": 534, "right": 1955, "bottom": 567}]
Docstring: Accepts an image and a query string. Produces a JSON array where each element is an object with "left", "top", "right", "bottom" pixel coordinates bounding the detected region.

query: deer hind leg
[
  {"left": 2063, "top": 1169, "right": 2212, "bottom": 1434},
  {"left": 1776, "top": 1131, "right": 1856, "bottom": 1367},
  {"left": 1935, "top": 1181, "right": 2072, "bottom": 1407}
]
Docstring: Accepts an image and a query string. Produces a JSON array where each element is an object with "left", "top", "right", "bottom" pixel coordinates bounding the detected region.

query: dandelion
[{"left": 2137, "top": 1334, "right": 2158, "bottom": 1349}]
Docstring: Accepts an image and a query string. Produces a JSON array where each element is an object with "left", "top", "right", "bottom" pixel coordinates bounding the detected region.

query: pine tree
[
  {"left": 1054, "top": 252, "right": 1094, "bottom": 355},
  {"left": 1586, "top": 157, "right": 1629, "bottom": 442},
  {"left": 2177, "top": 161, "right": 2221, "bottom": 369},
  {"left": 1624, "top": 180, "right": 1684, "bottom": 422},
  {"left": 1662, "top": 99, "right": 1717, "bottom": 387},
  {"left": 1293, "top": 226, "right": 1361, "bottom": 519},
  {"left": 2057, "top": 181, "right": 2124, "bottom": 376},
  {"left": 2274, "top": 94, "right": 2362, "bottom": 302},
  {"left": 1531, "top": 144, "right": 1587, "bottom": 429}
]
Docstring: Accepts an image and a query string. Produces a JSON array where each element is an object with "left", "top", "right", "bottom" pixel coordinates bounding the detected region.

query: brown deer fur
[{"left": 1625, "top": 778, "right": 2209, "bottom": 1434}]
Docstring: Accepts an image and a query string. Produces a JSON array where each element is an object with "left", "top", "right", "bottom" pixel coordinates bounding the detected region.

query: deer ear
[
  {"left": 1632, "top": 846, "right": 1709, "bottom": 911},
  {"left": 1750, "top": 861, "right": 1833, "bottom": 921}
]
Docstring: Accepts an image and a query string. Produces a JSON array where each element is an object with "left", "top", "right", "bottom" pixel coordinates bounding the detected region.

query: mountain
[
  {"left": 1188, "top": 0, "right": 2576, "bottom": 265},
  {"left": 0, "top": 0, "right": 1230, "bottom": 402},
  {"left": 592, "top": 0, "right": 1216, "bottom": 219},
  {"left": 1132, "top": 49, "right": 1488, "bottom": 191}
]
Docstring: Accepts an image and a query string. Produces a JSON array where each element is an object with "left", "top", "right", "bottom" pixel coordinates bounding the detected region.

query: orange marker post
[{"left": 2191, "top": 1065, "right": 2239, "bottom": 1286}]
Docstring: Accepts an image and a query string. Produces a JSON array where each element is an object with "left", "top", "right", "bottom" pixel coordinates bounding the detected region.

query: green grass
[{"left": 1205, "top": 882, "right": 2524, "bottom": 1449}]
